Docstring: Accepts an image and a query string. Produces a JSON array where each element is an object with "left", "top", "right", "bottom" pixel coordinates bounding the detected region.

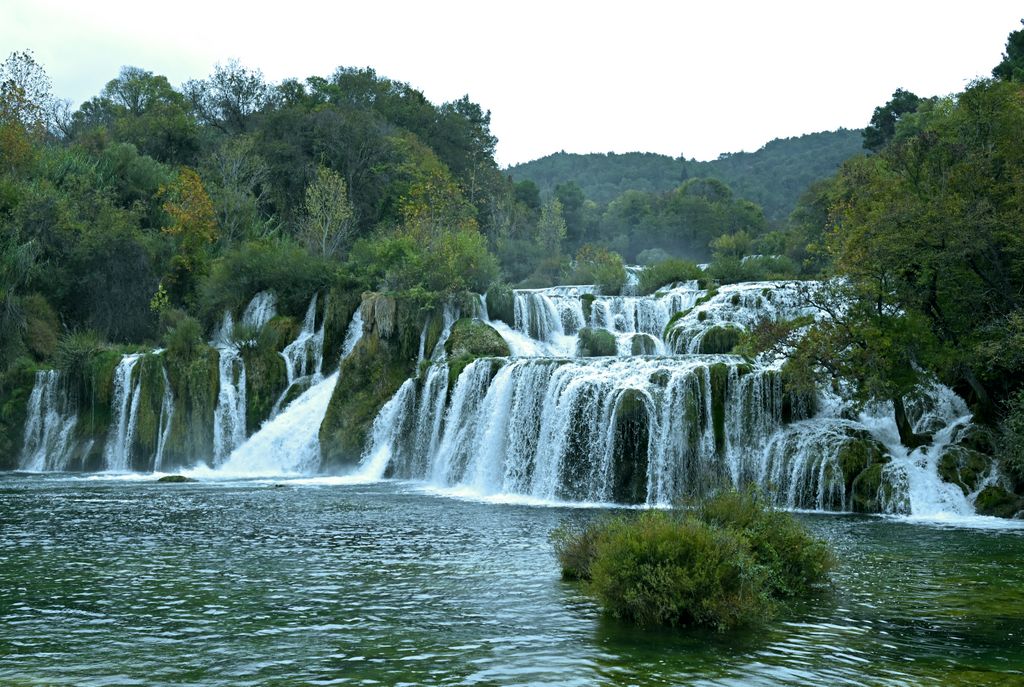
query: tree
[
  {"left": 302, "top": 164, "right": 355, "bottom": 258},
  {"left": 538, "top": 197, "right": 567, "bottom": 255},
  {"left": 184, "top": 60, "right": 272, "bottom": 134},
  {"left": 862, "top": 88, "right": 922, "bottom": 152},
  {"left": 0, "top": 50, "right": 54, "bottom": 131},
  {"left": 993, "top": 20, "right": 1024, "bottom": 82},
  {"left": 160, "top": 168, "right": 218, "bottom": 305},
  {"left": 202, "top": 136, "right": 272, "bottom": 246}
]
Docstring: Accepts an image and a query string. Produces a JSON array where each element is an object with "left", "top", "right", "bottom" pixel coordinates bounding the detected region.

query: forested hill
[{"left": 508, "top": 129, "right": 863, "bottom": 223}]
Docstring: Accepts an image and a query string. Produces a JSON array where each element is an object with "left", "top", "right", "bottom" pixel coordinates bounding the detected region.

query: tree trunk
[{"left": 893, "top": 395, "right": 932, "bottom": 449}]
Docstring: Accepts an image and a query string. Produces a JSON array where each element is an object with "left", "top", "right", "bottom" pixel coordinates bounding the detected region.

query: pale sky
[{"left": 2, "top": 1, "right": 1021, "bottom": 166}]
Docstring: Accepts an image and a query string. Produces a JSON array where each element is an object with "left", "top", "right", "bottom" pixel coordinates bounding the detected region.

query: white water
[
  {"left": 241, "top": 291, "right": 277, "bottom": 331},
  {"left": 271, "top": 294, "right": 328, "bottom": 416},
  {"left": 212, "top": 311, "right": 247, "bottom": 464},
  {"left": 199, "top": 310, "right": 366, "bottom": 478},
  {"left": 152, "top": 367, "right": 175, "bottom": 472},
  {"left": 19, "top": 370, "right": 78, "bottom": 472},
  {"left": 103, "top": 353, "right": 144, "bottom": 472}
]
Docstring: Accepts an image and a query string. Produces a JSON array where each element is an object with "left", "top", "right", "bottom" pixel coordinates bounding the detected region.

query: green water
[{"left": 1, "top": 474, "right": 1023, "bottom": 686}]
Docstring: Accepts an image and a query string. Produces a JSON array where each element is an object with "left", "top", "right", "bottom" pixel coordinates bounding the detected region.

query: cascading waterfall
[
  {"left": 19, "top": 370, "right": 78, "bottom": 472},
  {"left": 511, "top": 282, "right": 701, "bottom": 356},
  {"left": 152, "top": 367, "right": 175, "bottom": 472},
  {"left": 360, "top": 274, "right": 998, "bottom": 518},
  {"left": 210, "top": 310, "right": 365, "bottom": 477},
  {"left": 271, "top": 294, "right": 327, "bottom": 416},
  {"left": 212, "top": 311, "right": 247, "bottom": 464},
  {"left": 104, "top": 353, "right": 144, "bottom": 472},
  {"left": 242, "top": 291, "right": 277, "bottom": 331}
]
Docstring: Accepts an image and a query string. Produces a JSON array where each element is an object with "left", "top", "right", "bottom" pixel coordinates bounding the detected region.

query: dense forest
[
  {"left": 508, "top": 129, "right": 863, "bottom": 221},
  {"left": 1, "top": 19, "right": 1024, "bottom": 499}
]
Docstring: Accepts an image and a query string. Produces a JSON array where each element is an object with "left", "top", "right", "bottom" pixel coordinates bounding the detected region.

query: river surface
[{"left": 1, "top": 473, "right": 1023, "bottom": 686}]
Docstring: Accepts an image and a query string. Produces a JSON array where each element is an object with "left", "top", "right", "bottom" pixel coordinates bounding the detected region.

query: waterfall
[
  {"left": 242, "top": 291, "right": 277, "bottom": 330},
  {"left": 104, "top": 353, "right": 143, "bottom": 472},
  {"left": 367, "top": 356, "right": 793, "bottom": 505},
  {"left": 280, "top": 293, "right": 325, "bottom": 384},
  {"left": 152, "top": 367, "right": 175, "bottom": 472},
  {"left": 19, "top": 370, "right": 78, "bottom": 472},
  {"left": 206, "top": 310, "right": 366, "bottom": 477},
  {"left": 212, "top": 311, "right": 247, "bottom": 464},
  {"left": 356, "top": 379, "right": 418, "bottom": 481},
  {"left": 271, "top": 294, "right": 328, "bottom": 416},
  {"left": 666, "top": 281, "right": 818, "bottom": 353}
]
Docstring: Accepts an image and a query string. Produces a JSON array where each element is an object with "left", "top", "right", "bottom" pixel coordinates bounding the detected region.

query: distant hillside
[{"left": 508, "top": 129, "right": 863, "bottom": 223}]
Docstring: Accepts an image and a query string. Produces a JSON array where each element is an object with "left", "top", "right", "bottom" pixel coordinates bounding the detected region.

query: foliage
[
  {"left": 571, "top": 244, "right": 625, "bottom": 294},
  {"left": 862, "top": 88, "right": 924, "bottom": 152},
  {"left": 198, "top": 239, "right": 334, "bottom": 325},
  {"left": 637, "top": 258, "right": 702, "bottom": 295},
  {"left": 509, "top": 130, "right": 863, "bottom": 223},
  {"left": 301, "top": 164, "right": 355, "bottom": 258},
  {"left": 553, "top": 491, "right": 833, "bottom": 630},
  {"left": 993, "top": 20, "right": 1024, "bottom": 82},
  {"left": 999, "top": 389, "right": 1024, "bottom": 489}
]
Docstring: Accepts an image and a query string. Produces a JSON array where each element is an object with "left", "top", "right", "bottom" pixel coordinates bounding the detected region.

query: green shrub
[
  {"left": 197, "top": 238, "right": 335, "bottom": 326},
  {"left": 587, "top": 511, "right": 771, "bottom": 630},
  {"left": 571, "top": 244, "right": 626, "bottom": 295},
  {"left": 638, "top": 259, "right": 703, "bottom": 295},
  {"left": 697, "top": 490, "right": 834, "bottom": 598},
  {"left": 999, "top": 389, "right": 1024, "bottom": 490},
  {"left": 553, "top": 491, "right": 834, "bottom": 630}
]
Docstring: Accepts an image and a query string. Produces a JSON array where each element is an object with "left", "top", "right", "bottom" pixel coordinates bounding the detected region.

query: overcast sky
[{"left": 2, "top": 1, "right": 1021, "bottom": 166}]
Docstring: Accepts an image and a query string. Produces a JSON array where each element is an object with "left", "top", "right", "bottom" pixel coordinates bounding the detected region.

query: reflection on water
[{"left": 1, "top": 474, "right": 1022, "bottom": 686}]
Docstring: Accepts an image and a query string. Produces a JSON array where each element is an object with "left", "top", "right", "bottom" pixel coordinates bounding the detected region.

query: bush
[
  {"left": 197, "top": 238, "right": 335, "bottom": 326},
  {"left": 697, "top": 490, "right": 834, "bottom": 598},
  {"left": 999, "top": 390, "right": 1024, "bottom": 490},
  {"left": 705, "top": 255, "right": 799, "bottom": 285},
  {"left": 637, "top": 248, "right": 672, "bottom": 266},
  {"left": 638, "top": 258, "right": 703, "bottom": 295},
  {"left": 571, "top": 244, "right": 626, "bottom": 295},
  {"left": 586, "top": 511, "right": 771, "bottom": 630},
  {"left": 553, "top": 490, "right": 834, "bottom": 630}
]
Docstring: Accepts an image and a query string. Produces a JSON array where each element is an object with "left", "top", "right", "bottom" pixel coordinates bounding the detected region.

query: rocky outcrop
[
  {"left": 319, "top": 293, "right": 430, "bottom": 471},
  {"left": 576, "top": 328, "right": 616, "bottom": 357},
  {"left": 444, "top": 318, "right": 511, "bottom": 389}
]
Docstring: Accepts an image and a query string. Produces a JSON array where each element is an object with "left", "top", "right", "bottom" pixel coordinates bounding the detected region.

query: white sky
[{"left": 2, "top": 1, "right": 1021, "bottom": 166}]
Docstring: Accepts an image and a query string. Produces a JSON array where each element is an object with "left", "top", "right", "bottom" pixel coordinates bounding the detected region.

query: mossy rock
[
  {"left": 241, "top": 342, "right": 288, "bottom": 434},
  {"left": 445, "top": 318, "right": 510, "bottom": 360},
  {"left": 265, "top": 316, "right": 300, "bottom": 353},
  {"left": 157, "top": 474, "right": 196, "bottom": 483},
  {"left": 938, "top": 446, "right": 994, "bottom": 496},
  {"left": 162, "top": 344, "right": 220, "bottom": 469},
  {"left": 781, "top": 361, "right": 818, "bottom": 423},
  {"left": 581, "top": 293, "right": 596, "bottom": 322},
  {"left": 611, "top": 389, "right": 650, "bottom": 504},
  {"left": 955, "top": 424, "right": 997, "bottom": 455},
  {"left": 708, "top": 363, "right": 730, "bottom": 455},
  {"left": 974, "top": 485, "right": 1024, "bottom": 518},
  {"left": 630, "top": 334, "right": 657, "bottom": 356},
  {"left": 663, "top": 308, "right": 692, "bottom": 341},
  {"left": 319, "top": 293, "right": 429, "bottom": 470},
  {"left": 129, "top": 352, "right": 169, "bottom": 471},
  {"left": 321, "top": 286, "right": 362, "bottom": 371},
  {"left": 69, "top": 347, "right": 125, "bottom": 471},
  {"left": 577, "top": 327, "right": 617, "bottom": 357},
  {"left": 850, "top": 463, "right": 901, "bottom": 514},
  {"left": 649, "top": 370, "right": 671, "bottom": 387},
  {"left": 698, "top": 326, "right": 742, "bottom": 354},
  {"left": 836, "top": 434, "right": 889, "bottom": 494},
  {"left": 485, "top": 284, "right": 515, "bottom": 325},
  {"left": 0, "top": 357, "right": 42, "bottom": 469}
]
